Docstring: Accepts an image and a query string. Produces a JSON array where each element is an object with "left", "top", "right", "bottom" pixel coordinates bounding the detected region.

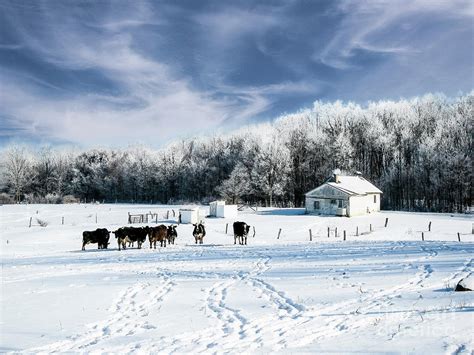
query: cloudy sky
[{"left": 1, "top": 0, "right": 473, "bottom": 147}]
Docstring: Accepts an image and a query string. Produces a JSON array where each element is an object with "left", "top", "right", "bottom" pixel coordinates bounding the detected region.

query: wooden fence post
[
  {"left": 328, "top": 227, "right": 330, "bottom": 238},
  {"left": 356, "top": 226, "right": 359, "bottom": 236},
  {"left": 335, "top": 227, "right": 338, "bottom": 238},
  {"left": 225, "top": 223, "right": 228, "bottom": 234},
  {"left": 29, "top": 217, "right": 32, "bottom": 228},
  {"left": 62, "top": 216, "right": 64, "bottom": 225},
  {"left": 421, "top": 232, "right": 424, "bottom": 241},
  {"left": 128, "top": 212, "right": 131, "bottom": 224},
  {"left": 343, "top": 230, "right": 346, "bottom": 241},
  {"left": 309, "top": 229, "right": 313, "bottom": 241},
  {"left": 370, "top": 224, "right": 372, "bottom": 232},
  {"left": 253, "top": 226, "right": 256, "bottom": 238},
  {"left": 167, "top": 210, "right": 170, "bottom": 219},
  {"left": 428, "top": 221, "right": 431, "bottom": 232},
  {"left": 471, "top": 223, "right": 473, "bottom": 234},
  {"left": 385, "top": 218, "right": 389, "bottom": 227},
  {"left": 277, "top": 228, "right": 282, "bottom": 239},
  {"left": 95, "top": 213, "right": 98, "bottom": 224},
  {"left": 457, "top": 233, "right": 461, "bottom": 242}
]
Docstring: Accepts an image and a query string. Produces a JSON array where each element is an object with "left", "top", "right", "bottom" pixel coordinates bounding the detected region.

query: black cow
[
  {"left": 167, "top": 225, "right": 178, "bottom": 245},
  {"left": 113, "top": 227, "right": 148, "bottom": 251},
  {"left": 82, "top": 228, "right": 110, "bottom": 250},
  {"left": 192, "top": 222, "right": 206, "bottom": 244},
  {"left": 233, "top": 222, "right": 250, "bottom": 245},
  {"left": 149, "top": 225, "right": 168, "bottom": 248}
]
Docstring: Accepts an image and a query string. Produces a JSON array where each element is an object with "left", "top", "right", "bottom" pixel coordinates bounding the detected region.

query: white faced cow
[{"left": 192, "top": 222, "right": 206, "bottom": 244}]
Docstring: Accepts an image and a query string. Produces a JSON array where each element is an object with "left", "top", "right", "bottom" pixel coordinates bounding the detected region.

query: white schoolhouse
[{"left": 305, "top": 171, "right": 382, "bottom": 217}]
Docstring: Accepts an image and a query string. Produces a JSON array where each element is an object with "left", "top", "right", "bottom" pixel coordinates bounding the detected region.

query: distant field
[{"left": 1, "top": 204, "right": 473, "bottom": 353}]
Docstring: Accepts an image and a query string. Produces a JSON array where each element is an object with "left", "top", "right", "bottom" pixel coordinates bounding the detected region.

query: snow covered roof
[{"left": 306, "top": 174, "right": 382, "bottom": 196}]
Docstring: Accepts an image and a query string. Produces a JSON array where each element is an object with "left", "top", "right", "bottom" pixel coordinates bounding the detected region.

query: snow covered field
[{"left": 1, "top": 204, "right": 473, "bottom": 353}]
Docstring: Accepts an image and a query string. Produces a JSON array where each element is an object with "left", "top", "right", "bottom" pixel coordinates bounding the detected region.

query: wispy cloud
[
  {"left": 315, "top": 0, "right": 474, "bottom": 69},
  {"left": 0, "top": 0, "right": 472, "bottom": 147}
]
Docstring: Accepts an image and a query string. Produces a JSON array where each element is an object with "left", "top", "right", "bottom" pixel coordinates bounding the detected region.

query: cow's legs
[
  {"left": 118, "top": 240, "right": 121, "bottom": 251},
  {"left": 82, "top": 242, "right": 86, "bottom": 251},
  {"left": 234, "top": 235, "right": 237, "bottom": 245}
]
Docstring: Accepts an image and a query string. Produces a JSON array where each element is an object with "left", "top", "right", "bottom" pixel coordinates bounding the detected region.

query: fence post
[
  {"left": 385, "top": 218, "right": 389, "bottom": 227},
  {"left": 335, "top": 227, "right": 338, "bottom": 238},
  {"left": 471, "top": 223, "right": 473, "bottom": 234},
  {"left": 29, "top": 217, "right": 32, "bottom": 228},
  {"left": 428, "top": 221, "right": 431, "bottom": 232},
  {"left": 422, "top": 232, "right": 424, "bottom": 241},
  {"left": 343, "top": 230, "right": 346, "bottom": 241},
  {"left": 225, "top": 223, "right": 228, "bottom": 234},
  {"left": 277, "top": 228, "right": 282, "bottom": 239},
  {"left": 370, "top": 224, "right": 372, "bottom": 232},
  {"left": 253, "top": 226, "right": 256, "bottom": 238},
  {"left": 328, "top": 227, "right": 330, "bottom": 238},
  {"left": 356, "top": 226, "right": 359, "bottom": 236},
  {"left": 95, "top": 213, "right": 98, "bottom": 224},
  {"left": 167, "top": 210, "right": 170, "bottom": 219},
  {"left": 457, "top": 233, "right": 461, "bottom": 242},
  {"left": 128, "top": 212, "right": 131, "bottom": 224},
  {"left": 309, "top": 229, "right": 313, "bottom": 241},
  {"left": 62, "top": 216, "right": 64, "bottom": 225}
]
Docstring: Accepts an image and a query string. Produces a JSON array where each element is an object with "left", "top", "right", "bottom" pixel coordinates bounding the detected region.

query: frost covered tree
[
  {"left": 251, "top": 132, "right": 289, "bottom": 207},
  {"left": 217, "top": 163, "right": 251, "bottom": 204},
  {"left": 2, "top": 146, "right": 31, "bottom": 202},
  {"left": 0, "top": 92, "right": 471, "bottom": 211}
]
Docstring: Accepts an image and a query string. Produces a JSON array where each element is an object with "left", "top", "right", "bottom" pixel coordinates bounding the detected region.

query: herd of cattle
[{"left": 81, "top": 221, "right": 251, "bottom": 251}]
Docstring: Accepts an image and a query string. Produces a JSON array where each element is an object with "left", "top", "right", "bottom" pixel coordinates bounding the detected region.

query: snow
[
  {"left": 1, "top": 204, "right": 473, "bottom": 353},
  {"left": 326, "top": 175, "right": 382, "bottom": 195}
]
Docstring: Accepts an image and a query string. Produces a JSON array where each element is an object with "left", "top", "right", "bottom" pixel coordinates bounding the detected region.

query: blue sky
[{"left": 1, "top": 0, "right": 473, "bottom": 147}]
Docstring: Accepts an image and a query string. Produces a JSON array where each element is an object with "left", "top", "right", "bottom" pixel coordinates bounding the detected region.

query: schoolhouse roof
[{"left": 305, "top": 174, "right": 382, "bottom": 196}]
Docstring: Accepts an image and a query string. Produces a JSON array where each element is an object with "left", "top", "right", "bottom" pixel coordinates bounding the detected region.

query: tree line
[{"left": 0, "top": 92, "right": 472, "bottom": 212}]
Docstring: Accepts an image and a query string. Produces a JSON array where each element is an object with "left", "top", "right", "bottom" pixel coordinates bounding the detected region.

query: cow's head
[{"left": 245, "top": 225, "right": 251, "bottom": 234}]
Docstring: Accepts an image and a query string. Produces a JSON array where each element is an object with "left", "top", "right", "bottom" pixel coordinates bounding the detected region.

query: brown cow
[{"left": 149, "top": 225, "right": 168, "bottom": 248}]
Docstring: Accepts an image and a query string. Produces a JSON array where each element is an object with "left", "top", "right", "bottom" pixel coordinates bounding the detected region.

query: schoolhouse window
[
  {"left": 338, "top": 200, "right": 343, "bottom": 208},
  {"left": 330, "top": 199, "right": 337, "bottom": 205},
  {"left": 314, "top": 201, "right": 320, "bottom": 210}
]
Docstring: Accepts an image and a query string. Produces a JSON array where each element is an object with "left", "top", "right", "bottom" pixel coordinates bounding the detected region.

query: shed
[
  {"left": 179, "top": 208, "right": 200, "bottom": 224},
  {"left": 209, "top": 201, "right": 226, "bottom": 217},
  {"left": 216, "top": 204, "right": 238, "bottom": 218},
  {"left": 305, "top": 171, "right": 382, "bottom": 217},
  {"left": 209, "top": 200, "right": 238, "bottom": 218}
]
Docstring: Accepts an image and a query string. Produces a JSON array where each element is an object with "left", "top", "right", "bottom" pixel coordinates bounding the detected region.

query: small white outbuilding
[
  {"left": 179, "top": 208, "right": 200, "bottom": 224},
  {"left": 305, "top": 171, "right": 382, "bottom": 217},
  {"left": 209, "top": 201, "right": 238, "bottom": 218},
  {"left": 209, "top": 201, "right": 225, "bottom": 216}
]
